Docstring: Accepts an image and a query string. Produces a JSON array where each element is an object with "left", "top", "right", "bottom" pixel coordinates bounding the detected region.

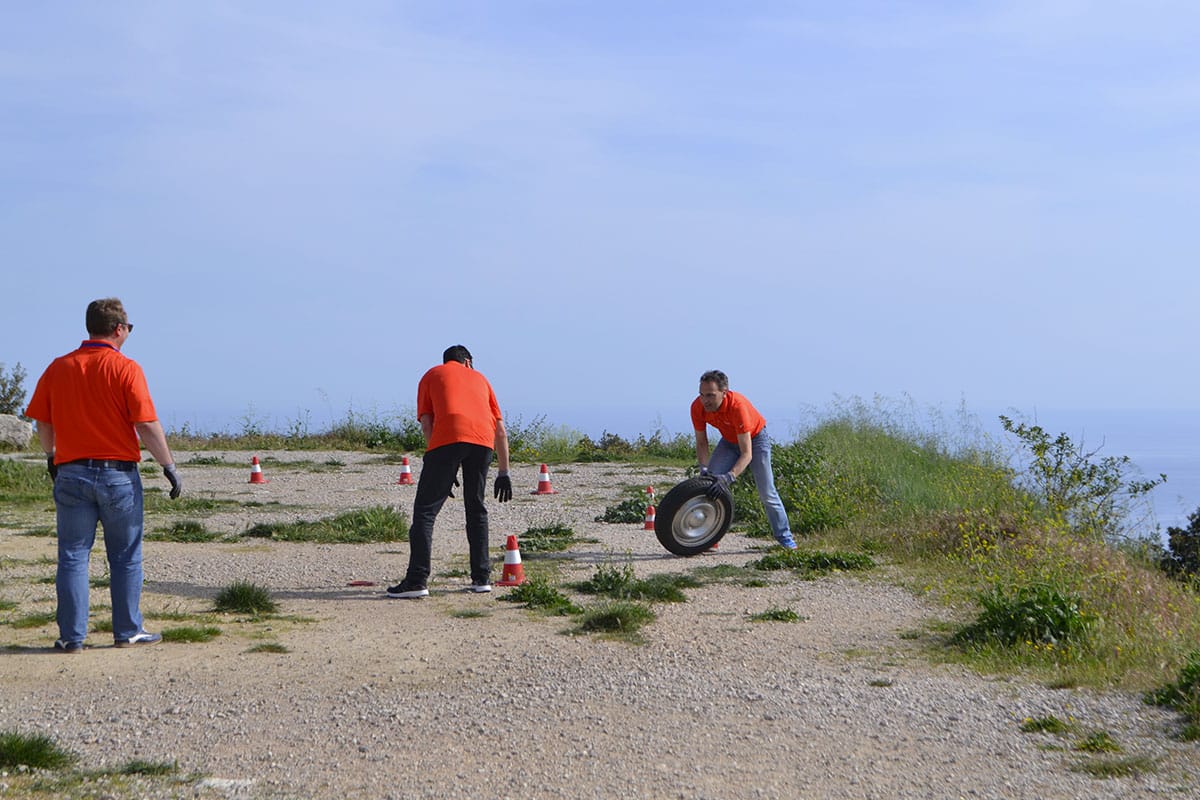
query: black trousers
[{"left": 406, "top": 442, "right": 493, "bottom": 585}]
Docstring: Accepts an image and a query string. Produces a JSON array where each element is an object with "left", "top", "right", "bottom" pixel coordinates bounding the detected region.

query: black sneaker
[
  {"left": 468, "top": 580, "right": 492, "bottom": 593},
  {"left": 386, "top": 580, "right": 429, "bottom": 599},
  {"left": 53, "top": 639, "right": 85, "bottom": 654}
]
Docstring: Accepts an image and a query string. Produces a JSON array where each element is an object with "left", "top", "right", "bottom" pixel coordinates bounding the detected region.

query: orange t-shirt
[
  {"left": 417, "top": 361, "right": 502, "bottom": 451},
  {"left": 690, "top": 390, "right": 766, "bottom": 444},
  {"left": 24, "top": 341, "right": 158, "bottom": 464}
]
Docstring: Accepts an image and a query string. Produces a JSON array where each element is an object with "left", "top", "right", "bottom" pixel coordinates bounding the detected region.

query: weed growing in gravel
[
  {"left": 0, "top": 599, "right": 16, "bottom": 612},
  {"left": 246, "top": 642, "right": 290, "bottom": 654},
  {"left": 748, "top": 607, "right": 804, "bottom": 623},
  {"left": 0, "top": 729, "right": 76, "bottom": 769},
  {"left": 1068, "top": 754, "right": 1157, "bottom": 778},
  {"left": 148, "top": 520, "right": 222, "bottom": 543},
  {"left": 499, "top": 576, "right": 581, "bottom": 615},
  {"left": 575, "top": 561, "right": 635, "bottom": 594},
  {"left": 214, "top": 581, "right": 278, "bottom": 615},
  {"left": 1074, "top": 730, "right": 1121, "bottom": 753},
  {"left": 594, "top": 489, "right": 650, "bottom": 524},
  {"left": 162, "top": 625, "right": 222, "bottom": 643},
  {"left": 1020, "top": 715, "right": 1073, "bottom": 735},
  {"left": 451, "top": 609, "right": 491, "bottom": 619},
  {"left": 242, "top": 506, "right": 408, "bottom": 543},
  {"left": 121, "top": 759, "right": 179, "bottom": 775},
  {"left": 749, "top": 548, "right": 875, "bottom": 575},
  {"left": 519, "top": 523, "right": 577, "bottom": 553},
  {"left": 8, "top": 611, "right": 55, "bottom": 629},
  {"left": 575, "top": 601, "right": 656, "bottom": 641}
]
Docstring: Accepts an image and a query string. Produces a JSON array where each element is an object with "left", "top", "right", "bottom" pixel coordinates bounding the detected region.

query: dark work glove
[
  {"left": 448, "top": 476, "right": 460, "bottom": 499},
  {"left": 163, "top": 464, "right": 182, "bottom": 499},
  {"left": 46, "top": 454, "right": 58, "bottom": 481},
  {"left": 493, "top": 472, "right": 513, "bottom": 503},
  {"left": 705, "top": 472, "right": 734, "bottom": 499}
]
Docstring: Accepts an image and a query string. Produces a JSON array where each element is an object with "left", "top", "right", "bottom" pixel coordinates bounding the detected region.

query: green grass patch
[
  {"left": 246, "top": 642, "right": 290, "bottom": 654},
  {"left": 161, "top": 625, "right": 222, "bottom": 643},
  {"left": 242, "top": 506, "right": 408, "bottom": 543},
  {"left": 451, "top": 609, "right": 491, "bottom": 619},
  {"left": 148, "top": 520, "right": 222, "bottom": 543},
  {"left": 8, "top": 611, "right": 55, "bottom": 629},
  {"left": 0, "top": 729, "right": 76, "bottom": 770},
  {"left": 1074, "top": 730, "right": 1121, "bottom": 753},
  {"left": 749, "top": 548, "right": 875, "bottom": 575},
  {"left": 574, "top": 601, "right": 656, "bottom": 641},
  {"left": 594, "top": 494, "right": 649, "bottom": 524},
  {"left": 213, "top": 581, "right": 278, "bottom": 615},
  {"left": 1068, "top": 754, "right": 1157, "bottom": 778},
  {"left": 519, "top": 523, "right": 577, "bottom": 553},
  {"left": 121, "top": 758, "right": 179, "bottom": 775},
  {"left": 0, "top": 460, "right": 52, "bottom": 505},
  {"left": 499, "top": 576, "right": 581, "bottom": 615}
]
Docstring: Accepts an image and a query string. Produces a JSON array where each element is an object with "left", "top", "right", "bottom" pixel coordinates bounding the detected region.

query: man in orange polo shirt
[
  {"left": 388, "top": 345, "right": 512, "bottom": 598},
  {"left": 24, "top": 298, "right": 182, "bottom": 653},
  {"left": 691, "top": 369, "right": 797, "bottom": 549}
]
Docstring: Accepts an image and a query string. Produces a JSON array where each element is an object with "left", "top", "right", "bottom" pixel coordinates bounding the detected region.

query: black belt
[{"left": 63, "top": 459, "right": 138, "bottom": 471}]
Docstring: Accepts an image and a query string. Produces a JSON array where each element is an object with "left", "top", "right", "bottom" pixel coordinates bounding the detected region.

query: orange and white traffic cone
[
  {"left": 495, "top": 534, "right": 527, "bottom": 586},
  {"left": 396, "top": 456, "right": 415, "bottom": 485},
  {"left": 248, "top": 455, "right": 269, "bottom": 484},
  {"left": 643, "top": 486, "right": 656, "bottom": 529},
  {"left": 530, "top": 463, "right": 558, "bottom": 495}
]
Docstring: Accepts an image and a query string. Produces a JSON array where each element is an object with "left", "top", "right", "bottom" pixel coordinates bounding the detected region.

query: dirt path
[{"left": 1, "top": 452, "right": 1197, "bottom": 798}]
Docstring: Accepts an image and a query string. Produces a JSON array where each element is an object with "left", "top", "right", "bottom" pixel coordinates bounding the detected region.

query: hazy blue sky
[{"left": 4, "top": 1, "right": 1198, "bottom": 439}]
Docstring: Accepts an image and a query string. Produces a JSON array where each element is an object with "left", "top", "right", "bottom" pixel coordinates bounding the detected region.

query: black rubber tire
[{"left": 653, "top": 477, "right": 733, "bottom": 556}]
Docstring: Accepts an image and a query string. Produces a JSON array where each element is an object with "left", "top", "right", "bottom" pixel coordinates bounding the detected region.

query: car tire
[{"left": 653, "top": 477, "right": 733, "bottom": 556}]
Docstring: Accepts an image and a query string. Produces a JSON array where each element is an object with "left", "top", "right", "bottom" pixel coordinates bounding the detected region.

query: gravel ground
[{"left": 1, "top": 451, "right": 1198, "bottom": 799}]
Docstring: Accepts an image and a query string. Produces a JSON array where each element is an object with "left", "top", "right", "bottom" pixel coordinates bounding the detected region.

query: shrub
[
  {"left": 1162, "top": 509, "right": 1200, "bottom": 578},
  {"left": 1000, "top": 415, "right": 1164, "bottom": 542},
  {"left": 953, "top": 583, "right": 1093, "bottom": 648},
  {"left": 594, "top": 496, "right": 647, "bottom": 524}
]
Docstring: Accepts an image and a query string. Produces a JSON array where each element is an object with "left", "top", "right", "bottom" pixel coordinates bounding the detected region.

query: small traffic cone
[
  {"left": 495, "top": 534, "right": 527, "bottom": 586},
  {"left": 396, "top": 456, "right": 415, "bottom": 485},
  {"left": 530, "top": 463, "right": 558, "bottom": 494},
  {"left": 643, "top": 504, "right": 656, "bottom": 530},
  {"left": 248, "top": 455, "right": 269, "bottom": 484}
]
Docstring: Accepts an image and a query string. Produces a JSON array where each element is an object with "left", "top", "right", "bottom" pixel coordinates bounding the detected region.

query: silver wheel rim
[{"left": 670, "top": 494, "right": 727, "bottom": 547}]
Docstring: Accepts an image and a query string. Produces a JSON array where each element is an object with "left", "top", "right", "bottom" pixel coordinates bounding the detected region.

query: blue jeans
[
  {"left": 406, "top": 442, "right": 494, "bottom": 585},
  {"left": 709, "top": 429, "right": 795, "bottom": 546},
  {"left": 53, "top": 463, "right": 146, "bottom": 644}
]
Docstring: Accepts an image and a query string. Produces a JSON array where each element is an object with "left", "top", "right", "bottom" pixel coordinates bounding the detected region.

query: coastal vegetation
[{"left": 2, "top": 396, "right": 1199, "bottom": 739}]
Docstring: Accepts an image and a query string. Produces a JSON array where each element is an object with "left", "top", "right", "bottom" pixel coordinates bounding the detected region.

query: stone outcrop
[{"left": 0, "top": 414, "right": 33, "bottom": 449}]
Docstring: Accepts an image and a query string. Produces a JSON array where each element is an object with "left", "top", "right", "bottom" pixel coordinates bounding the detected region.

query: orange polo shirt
[
  {"left": 690, "top": 390, "right": 766, "bottom": 444},
  {"left": 417, "top": 361, "right": 503, "bottom": 451},
  {"left": 24, "top": 341, "right": 158, "bottom": 464}
]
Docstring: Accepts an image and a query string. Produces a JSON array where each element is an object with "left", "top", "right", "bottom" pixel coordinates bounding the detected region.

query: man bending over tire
[
  {"left": 388, "top": 345, "right": 512, "bottom": 598},
  {"left": 691, "top": 369, "right": 797, "bottom": 549}
]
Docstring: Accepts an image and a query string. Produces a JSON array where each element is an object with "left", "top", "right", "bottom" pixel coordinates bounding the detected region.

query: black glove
[
  {"left": 448, "top": 476, "right": 460, "bottom": 499},
  {"left": 493, "top": 472, "right": 513, "bottom": 503},
  {"left": 163, "top": 464, "right": 182, "bottom": 499},
  {"left": 46, "top": 454, "right": 58, "bottom": 481},
  {"left": 705, "top": 472, "right": 734, "bottom": 499}
]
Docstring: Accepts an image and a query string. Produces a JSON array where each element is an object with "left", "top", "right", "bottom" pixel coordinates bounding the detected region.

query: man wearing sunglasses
[{"left": 25, "top": 298, "right": 182, "bottom": 653}]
